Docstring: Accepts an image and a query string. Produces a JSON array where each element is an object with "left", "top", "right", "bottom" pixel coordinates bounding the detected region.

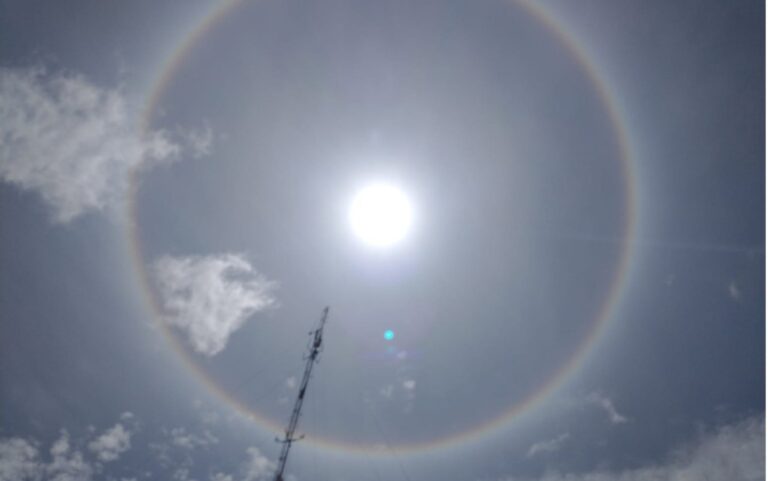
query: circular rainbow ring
[{"left": 127, "top": 0, "right": 638, "bottom": 458}]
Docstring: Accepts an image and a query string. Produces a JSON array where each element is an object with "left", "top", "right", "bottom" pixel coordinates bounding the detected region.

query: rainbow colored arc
[{"left": 126, "top": 0, "right": 639, "bottom": 458}]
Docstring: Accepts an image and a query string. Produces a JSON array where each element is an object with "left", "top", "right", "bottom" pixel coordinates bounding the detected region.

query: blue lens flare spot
[{"left": 384, "top": 329, "right": 395, "bottom": 341}]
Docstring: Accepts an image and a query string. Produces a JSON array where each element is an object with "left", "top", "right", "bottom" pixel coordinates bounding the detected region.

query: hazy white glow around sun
[{"left": 349, "top": 183, "right": 413, "bottom": 247}]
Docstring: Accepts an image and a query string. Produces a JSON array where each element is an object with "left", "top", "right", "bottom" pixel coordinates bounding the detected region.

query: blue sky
[{"left": 0, "top": 1, "right": 764, "bottom": 480}]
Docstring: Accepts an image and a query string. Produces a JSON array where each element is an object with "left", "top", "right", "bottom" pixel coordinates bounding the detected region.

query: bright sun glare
[{"left": 349, "top": 183, "right": 413, "bottom": 248}]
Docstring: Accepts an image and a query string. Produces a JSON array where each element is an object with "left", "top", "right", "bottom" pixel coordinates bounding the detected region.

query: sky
[{"left": 0, "top": 1, "right": 764, "bottom": 481}]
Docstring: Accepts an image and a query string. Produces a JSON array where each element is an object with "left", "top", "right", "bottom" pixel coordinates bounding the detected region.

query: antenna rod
[{"left": 274, "top": 307, "right": 329, "bottom": 481}]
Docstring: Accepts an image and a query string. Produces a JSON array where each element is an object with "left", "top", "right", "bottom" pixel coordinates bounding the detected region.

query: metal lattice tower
[{"left": 273, "top": 307, "right": 329, "bottom": 481}]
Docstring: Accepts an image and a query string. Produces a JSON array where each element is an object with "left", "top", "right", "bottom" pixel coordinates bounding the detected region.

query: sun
[{"left": 349, "top": 183, "right": 414, "bottom": 248}]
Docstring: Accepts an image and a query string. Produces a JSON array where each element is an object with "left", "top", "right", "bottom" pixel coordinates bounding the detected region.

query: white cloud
[
  {"left": 50, "top": 432, "right": 70, "bottom": 458},
  {"left": 169, "top": 427, "right": 218, "bottom": 450},
  {"left": 506, "top": 416, "right": 764, "bottom": 481},
  {"left": 526, "top": 433, "right": 569, "bottom": 458},
  {"left": 47, "top": 431, "right": 93, "bottom": 481},
  {"left": 0, "top": 66, "right": 211, "bottom": 223},
  {"left": 0, "top": 430, "right": 94, "bottom": 481},
  {"left": 0, "top": 438, "right": 41, "bottom": 481},
  {"left": 212, "top": 447, "right": 277, "bottom": 481},
  {"left": 402, "top": 380, "right": 416, "bottom": 391},
  {"left": 241, "top": 447, "right": 275, "bottom": 481},
  {"left": 150, "top": 425, "right": 219, "bottom": 474},
  {"left": 285, "top": 377, "right": 297, "bottom": 390},
  {"left": 0, "top": 412, "right": 139, "bottom": 481},
  {"left": 87, "top": 422, "right": 131, "bottom": 462},
  {"left": 153, "top": 254, "right": 277, "bottom": 356},
  {"left": 587, "top": 392, "right": 628, "bottom": 425}
]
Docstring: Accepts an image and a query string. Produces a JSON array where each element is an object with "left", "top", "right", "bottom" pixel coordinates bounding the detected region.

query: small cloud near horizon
[{"left": 504, "top": 415, "right": 764, "bottom": 481}]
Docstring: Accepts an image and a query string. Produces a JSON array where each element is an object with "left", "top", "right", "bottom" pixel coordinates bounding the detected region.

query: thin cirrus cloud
[
  {"left": 526, "top": 433, "right": 569, "bottom": 458},
  {"left": 153, "top": 254, "right": 277, "bottom": 357},
  {"left": 587, "top": 392, "right": 629, "bottom": 425},
  {"left": 0, "top": 66, "right": 212, "bottom": 224}
]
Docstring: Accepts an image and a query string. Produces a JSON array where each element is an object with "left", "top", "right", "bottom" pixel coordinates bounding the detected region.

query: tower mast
[{"left": 274, "top": 307, "right": 329, "bottom": 481}]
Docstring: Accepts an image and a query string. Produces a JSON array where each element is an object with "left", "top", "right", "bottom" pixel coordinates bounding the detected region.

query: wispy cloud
[
  {"left": 402, "top": 379, "right": 417, "bottom": 411},
  {"left": 728, "top": 280, "right": 742, "bottom": 302},
  {"left": 169, "top": 427, "right": 219, "bottom": 450},
  {"left": 211, "top": 473, "right": 235, "bottom": 481},
  {"left": 0, "top": 66, "right": 211, "bottom": 223},
  {"left": 379, "top": 384, "right": 394, "bottom": 399},
  {"left": 504, "top": 416, "right": 764, "bottom": 481},
  {"left": 192, "top": 399, "right": 222, "bottom": 427},
  {"left": 172, "top": 467, "right": 192, "bottom": 481},
  {"left": 180, "top": 123, "right": 214, "bottom": 159},
  {"left": 526, "top": 433, "right": 569, "bottom": 458},
  {"left": 587, "top": 392, "right": 628, "bottom": 424},
  {"left": 153, "top": 254, "right": 277, "bottom": 356}
]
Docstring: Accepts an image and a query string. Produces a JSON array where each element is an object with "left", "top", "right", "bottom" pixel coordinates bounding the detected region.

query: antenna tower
[{"left": 273, "top": 307, "right": 330, "bottom": 481}]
